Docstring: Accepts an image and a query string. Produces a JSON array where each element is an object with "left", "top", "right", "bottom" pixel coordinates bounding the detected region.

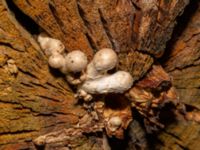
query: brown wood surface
[
  {"left": 157, "top": 0, "right": 200, "bottom": 149},
  {"left": 1, "top": 0, "right": 199, "bottom": 149}
]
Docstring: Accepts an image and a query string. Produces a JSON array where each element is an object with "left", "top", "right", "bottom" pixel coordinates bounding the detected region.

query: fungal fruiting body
[
  {"left": 48, "top": 53, "right": 65, "bottom": 69},
  {"left": 93, "top": 48, "right": 118, "bottom": 72},
  {"left": 36, "top": 34, "right": 181, "bottom": 142},
  {"left": 63, "top": 50, "right": 88, "bottom": 73},
  {"left": 80, "top": 71, "right": 133, "bottom": 94},
  {"left": 75, "top": 48, "right": 133, "bottom": 100},
  {"left": 62, "top": 50, "right": 88, "bottom": 85},
  {"left": 107, "top": 116, "right": 122, "bottom": 132},
  {"left": 37, "top": 33, "right": 88, "bottom": 85},
  {"left": 37, "top": 33, "right": 133, "bottom": 101},
  {"left": 37, "top": 33, "right": 65, "bottom": 56},
  {"left": 85, "top": 48, "right": 118, "bottom": 80},
  {"left": 37, "top": 34, "right": 135, "bottom": 140}
]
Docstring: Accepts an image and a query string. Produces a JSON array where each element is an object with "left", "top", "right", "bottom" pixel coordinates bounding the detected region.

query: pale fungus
[
  {"left": 37, "top": 33, "right": 135, "bottom": 139},
  {"left": 108, "top": 116, "right": 122, "bottom": 132},
  {"left": 80, "top": 71, "right": 133, "bottom": 94},
  {"left": 93, "top": 48, "right": 118, "bottom": 72},
  {"left": 48, "top": 53, "right": 65, "bottom": 69},
  {"left": 58, "top": 50, "right": 88, "bottom": 85},
  {"left": 37, "top": 32, "right": 133, "bottom": 103},
  {"left": 37, "top": 33, "right": 65, "bottom": 56},
  {"left": 63, "top": 50, "right": 88, "bottom": 73},
  {"left": 85, "top": 48, "right": 118, "bottom": 80},
  {"left": 35, "top": 32, "right": 178, "bottom": 143},
  {"left": 75, "top": 48, "right": 133, "bottom": 100}
]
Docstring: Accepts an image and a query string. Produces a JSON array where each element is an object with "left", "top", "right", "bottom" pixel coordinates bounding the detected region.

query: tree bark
[
  {"left": 157, "top": 0, "right": 200, "bottom": 149},
  {"left": 1, "top": 0, "right": 199, "bottom": 150}
]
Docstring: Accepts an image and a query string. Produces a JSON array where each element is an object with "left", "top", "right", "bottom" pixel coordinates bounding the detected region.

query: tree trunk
[{"left": 0, "top": 0, "right": 199, "bottom": 150}]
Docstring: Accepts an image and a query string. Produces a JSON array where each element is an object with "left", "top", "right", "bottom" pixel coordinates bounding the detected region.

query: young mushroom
[
  {"left": 37, "top": 33, "right": 65, "bottom": 56},
  {"left": 107, "top": 116, "right": 122, "bottom": 132},
  {"left": 60, "top": 50, "right": 88, "bottom": 85},
  {"left": 62, "top": 50, "right": 88, "bottom": 73},
  {"left": 37, "top": 35, "right": 133, "bottom": 101},
  {"left": 48, "top": 53, "right": 65, "bottom": 69},
  {"left": 80, "top": 71, "right": 133, "bottom": 94},
  {"left": 85, "top": 48, "right": 118, "bottom": 80},
  {"left": 76, "top": 48, "right": 133, "bottom": 101},
  {"left": 37, "top": 33, "right": 88, "bottom": 85},
  {"left": 93, "top": 48, "right": 118, "bottom": 72},
  {"left": 37, "top": 34, "right": 136, "bottom": 140}
]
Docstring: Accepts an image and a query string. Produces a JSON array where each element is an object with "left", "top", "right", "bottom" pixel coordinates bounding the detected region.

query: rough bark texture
[
  {"left": 157, "top": 0, "right": 200, "bottom": 149},
  {"left": 0, "top": 0, "right": 199, "bottom": 150}
]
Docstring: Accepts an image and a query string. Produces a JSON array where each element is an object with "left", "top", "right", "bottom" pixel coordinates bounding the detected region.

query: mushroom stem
[{"left": 80, "top": 71, "right": 133, "bottom": 94}]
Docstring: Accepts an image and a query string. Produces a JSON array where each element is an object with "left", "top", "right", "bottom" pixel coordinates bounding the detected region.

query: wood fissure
[{"left": 0, "top": 0, "right": 199, "bottom": 149}]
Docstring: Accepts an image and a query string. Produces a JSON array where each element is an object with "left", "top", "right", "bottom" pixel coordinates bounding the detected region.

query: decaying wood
[
  {"left": 127, "top": 65, "right": 180, "bottom": 132},
  {"left": 0, "top": 0, "right": 198, "bottom": 149},
  {"left": 156, "top": 0, "right": 200, "bottom": 149}
]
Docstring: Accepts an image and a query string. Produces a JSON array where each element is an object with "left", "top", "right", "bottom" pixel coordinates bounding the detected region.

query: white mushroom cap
[
  {"left": 48, "top": 53, "right": 65, "bottom": 69},
  {"left": 48, "top": 39, "right": 65, "bottom": 55},
  {"left": 81, "top": 71, "right": 133, "bottom": 94},
  {"left": 108, "top": 116, "right": 122, "bottom": 132},
  {"left": 37, "top": 33, "right": 65, "bottom": 56},
  {"left": 93, "top": 48, "right": 118, "bottom": 72},
  {"left": 64, "top": 50, "right": 88, "bottom": 73}
]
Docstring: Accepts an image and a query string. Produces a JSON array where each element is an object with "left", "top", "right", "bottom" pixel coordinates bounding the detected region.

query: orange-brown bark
[{"left": 1, "top": 0, "right": 199, "bottom": 150}]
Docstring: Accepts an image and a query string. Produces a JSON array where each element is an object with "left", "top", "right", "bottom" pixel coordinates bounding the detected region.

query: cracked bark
[{"left": 0, "top": 0, "right": 199, "bottom": 150}]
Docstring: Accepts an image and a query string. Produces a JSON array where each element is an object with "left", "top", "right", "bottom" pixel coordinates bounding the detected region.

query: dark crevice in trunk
[
  {"left": 98, "top": 9, "right": 117, "bottom": 51},
  {"left": 48, "top": 3, "right": 65, "bottom": 31},
  {"left": 160, "top": 0, "right": 199, "bottom": 65},
  {"left": 76, "top": 2, "right": 98, "bottom": 52},
  {"left": 6, "top": 0, "right": 40, "bottom": 34},
  {"left": 85, "top": 33, "right": 98, "bottom": 53},
  {"left": 0, "top": 130, "right": 37, "bottom": 136},
  {"left": 0, "top": 42, "right": 24, "bottom": 52}
]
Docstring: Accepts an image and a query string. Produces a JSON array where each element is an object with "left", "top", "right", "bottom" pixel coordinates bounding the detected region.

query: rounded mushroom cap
[
  {"left": 48, "top": 39, "right": 65, "bottom": 55},
  {"left": 93, "top": 48, "right": 118, "bottom": 72},
  {"left": 108, "top": 116, "right": 122, "bottom": 132},
  {"left": 48, "top": 53, "right": 65, "bottom": 69},
  {"left": 37, "top": 33, "right": 65, "bottom": 56},
  {"left": 64, "top": 50, "right": 88, "bottom": 73}
]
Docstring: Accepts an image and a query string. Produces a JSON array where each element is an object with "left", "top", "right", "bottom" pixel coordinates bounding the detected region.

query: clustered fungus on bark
[
  {"left": 37, "top": 33, "right": 134, "bottom": 102},
  {"left": 36, "top": 33, "right": 180, "bottom": 141},
  {"left": 76, "top": 48, "right": 133, "bottom": 101},
  {"left": 37, "top": 33, "right": 134, "bottom": 139}
]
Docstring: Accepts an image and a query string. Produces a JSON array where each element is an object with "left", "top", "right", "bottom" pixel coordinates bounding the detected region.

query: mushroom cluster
[
  {"left": 76, "top": 48, "right": 133, "bottom": 101},
  {"left": 37, "top": 33, "right": 134, "bottom": 139},
  {"left": 37, "top": 33, "right": 134, "bottom": 101},
  {"left": 37, "top": 33, "right": 88, "bottom": 85},
  {"left": 36, "top": 33, "right": 180, "bottom": 142}
]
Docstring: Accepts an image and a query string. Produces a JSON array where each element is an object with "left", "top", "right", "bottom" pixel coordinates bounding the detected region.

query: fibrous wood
[
  {"left": 156, "top": 1, "right": 200, "bottom": 149},
  {"left": 0, "top": 0, "right": 197, "bottom": 150}
]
